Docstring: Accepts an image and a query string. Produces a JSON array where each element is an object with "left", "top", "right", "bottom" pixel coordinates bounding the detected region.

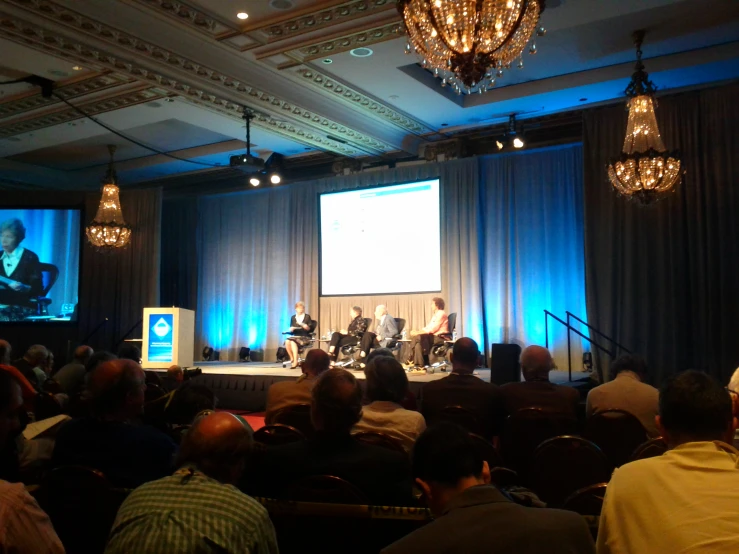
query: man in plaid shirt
[{"left": 106, "top": 412, "right": 278, "bottom": 554}]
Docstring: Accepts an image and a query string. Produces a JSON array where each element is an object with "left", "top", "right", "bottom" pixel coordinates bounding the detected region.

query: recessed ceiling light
[
  {"left": 350, "top": 47, "right": 373, "bottom": 58},
  {"left": 237, "top": 12, "right": 249, "bottom": 20},
  {"left": 322, "top": 58, "right": 333, "bottom": 65},
  {"left": 72, "top": 65, "right": 83, "bottom": 71},
  {"left": 269, "top": 0, "right": 294, "bottom": 10}
]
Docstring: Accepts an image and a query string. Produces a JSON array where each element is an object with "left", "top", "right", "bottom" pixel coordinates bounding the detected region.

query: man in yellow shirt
[{"left": 597, "top": 370, "right": 739, "bottom": 553}]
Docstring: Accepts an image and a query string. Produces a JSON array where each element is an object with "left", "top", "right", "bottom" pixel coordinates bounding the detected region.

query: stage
[{"left": 150, "top": 361, "right": 491, "bottom": 412}]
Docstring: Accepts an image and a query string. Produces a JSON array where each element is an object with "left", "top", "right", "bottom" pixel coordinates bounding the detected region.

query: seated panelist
[
  {"left": 284, "top": 301, "right": 313, "bottom": 370},
  {"left": 0, "top": 218, "right": 42, "bottom": 318},
  {"left": 359, "top": 304, "right": 399, "bottom": 359},
  {"left": 328, "top": 306, "right": 368, "bottom": 363},
  {"left": 407, "top": 297, "right": 450, "bottom": 368}
]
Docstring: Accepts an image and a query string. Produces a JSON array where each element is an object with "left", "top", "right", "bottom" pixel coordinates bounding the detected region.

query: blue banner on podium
[{"left": 148, "top": 313, "right": 174, "bottom": 363}]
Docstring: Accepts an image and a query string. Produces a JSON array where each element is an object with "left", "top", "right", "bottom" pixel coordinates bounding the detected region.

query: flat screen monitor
[
  {"left": 319, "top": 179, "right": 441, "bottom": 296},
  {"left": 0, "top": 208, "right": 81, "bottom": 323}
]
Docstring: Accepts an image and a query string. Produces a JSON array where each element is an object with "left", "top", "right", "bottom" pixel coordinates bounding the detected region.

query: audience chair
[
  {"left": 144, "top": 370, "right": 163, "bottom": 386},
  {"left": 285, "top": 475, "right": 370, "bottom": 504},
  {"left": 529, "top": 436, "right": 613, "bottom": 508},
  {"left": 468, "top": 432, "right": 503, "bottom": 468},
  {"left": 584, "top": 409, "right": 649, "bottom": 468},
  {"left": 489, "top": 467, "right": 520, "bottom": 488},
  {"left": 436, "top": 405, "right": 485, "bottom": 437},
  {"left": 36, "top": 466, "right": 129, "bottom": 554},
  {"left": 67, "top": 392, "right": 90, "bottom": 418},
  {"left": 500, "top": 407, "right": 578, "bottom": 474},
  {"left": 31, "top": 263, "right": 59, "bottom": 315},
  {"left": 253, "top": 424, "right": 306, "bottom": 446},
  {"left": 629, "top": 437, "right": 668, "bottom": 462},
  {"left": 352, "top": 431, "right": 407, "bottom": 455},
  {"left": 42, "top": 379, "right": 62, "bottom": 394},
  {"left": 336, "top": 318, "right": 373, "bottom": 368},
  {"left": 563, "top": 482, "right": 608, "bottom": 540},
  {"left": 430, "top": 312, "right": 457, "bottom": 365},
  {"left": 142, "top": 383, "right": 169, "bottom": 429},
  {"left": 34, "top": 392, "right": 63, "bottom": 420},
  {"left": 272, "top": 403, "right": 314, "bottom": 437}
]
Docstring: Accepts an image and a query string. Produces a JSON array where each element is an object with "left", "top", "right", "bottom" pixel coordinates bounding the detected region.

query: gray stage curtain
[
  {"left": 480, "top": 144, "right": 588, "bottom": 371},
  {"left": 79, "top": 188, "right": 162, "bottom": 350},
  {"left": 583, "top": 84, "right": 739, "bottom": 384},
  {"left": 160, "top": 197, "right": 199, "bottom": 310}
]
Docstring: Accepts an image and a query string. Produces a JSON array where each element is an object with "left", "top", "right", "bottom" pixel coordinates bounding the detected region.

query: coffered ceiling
[{"left": 0, "top": 0, "right": 737, "bottom": 190}]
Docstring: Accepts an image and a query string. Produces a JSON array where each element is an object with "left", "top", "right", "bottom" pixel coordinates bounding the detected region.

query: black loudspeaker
[{"left": 489, "top": 343, "right": 522, "bottom": 385}]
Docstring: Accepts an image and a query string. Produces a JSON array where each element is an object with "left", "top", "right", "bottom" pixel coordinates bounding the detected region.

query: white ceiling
[{"left": 0, "top": 0, "right": 737, "bottom": 189}]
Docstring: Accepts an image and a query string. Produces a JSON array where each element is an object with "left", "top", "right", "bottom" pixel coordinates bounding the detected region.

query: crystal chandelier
[
  {"left": 607, "top": 31, "right": 683, "bottom": 204},
  {"left": 85, "top": 145, "right": 132, "bottom": 251},
  {"left": 397, "top": 0, "right": 546, "bottom": 95}
]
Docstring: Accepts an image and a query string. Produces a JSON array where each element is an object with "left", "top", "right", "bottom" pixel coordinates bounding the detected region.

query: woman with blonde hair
[{"left": 284, "top": 301, "right": 313, "bottom": 369}]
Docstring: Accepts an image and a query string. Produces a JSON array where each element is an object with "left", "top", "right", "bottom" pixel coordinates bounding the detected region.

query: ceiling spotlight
[
  {"left": 72, "top": 65, "right": 83, "bottom": 71},
  {"left": 249, "top": 177, "right": 260, "bottom": 186},
  {"left": 495, "top": 140, "right": 504, "bottom": 151},
  {"left": 237, "top": 12, "right": 249, "bottom": 20},
  {"left": 270, "top": 174, "right": 281, "bottom": 184},
  {"left": 513, "top": 137, "right": 525, "bottom": 148}
]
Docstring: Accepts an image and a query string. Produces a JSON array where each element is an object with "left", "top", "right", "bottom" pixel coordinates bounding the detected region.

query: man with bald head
[
  {"left": 52, "top": 359, "right": 177, "bottom": 488},
  {"left": 421, "top": 337, "right": 504, "bottom": 439},
  {"left": 499, "top": 345, "right": 580, "bottom": 418},
  {"left": 265, "top": 348, "right": 331, "bottom": 424},
  {"left": 106, "top": 412, "right": 277, "bottom": 554},
  {"left": 53, "top": 344, "right": 93, "bottom": 395}
]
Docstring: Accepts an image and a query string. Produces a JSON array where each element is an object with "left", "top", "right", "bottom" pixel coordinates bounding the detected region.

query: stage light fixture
[
  {"left": 202, "top": 346, "right": 214, "bottom": 361},
  {"left": 239, "top": 347, "right": 251, "bottom": 362},
  {"left": 249, "top": 177, "right": 260, "bottom": 187},
  {"left": 513, "top": 137, "right": 525, "bottom": 149},
  {"left": 496, "top": 140, "right": 504, "bottom": 151},
  {"left": 237, "top": 12, "right": 248, "bottom": 20},
  {"left": 270, "top": 174, "right": 281, "bottom": 184}
]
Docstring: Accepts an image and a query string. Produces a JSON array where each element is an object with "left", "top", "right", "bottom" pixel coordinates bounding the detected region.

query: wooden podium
[{"left": 141, "top": 307, "right": 195, "bottom": 369}]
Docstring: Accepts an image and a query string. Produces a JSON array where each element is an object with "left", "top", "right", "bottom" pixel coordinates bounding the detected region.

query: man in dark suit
[
  {"left": 359, "top": 304, "right": 399, "bottom": 359},
  {"left": 0, "top": 218, "right": 42, "bottom": 311},
  {"left": 499, "top": 345, "right": 580, "bottom": 418},
  {"left": 381, "top": 423, "right": 595, "bottom": 554},
  {"left": 421, "top": 338, "right": 504, "bottom": 439},
  {"left": 258, "top": 368, "right": 412, "bottom": 505}
]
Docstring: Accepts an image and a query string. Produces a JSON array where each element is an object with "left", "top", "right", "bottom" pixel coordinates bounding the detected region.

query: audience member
[
  {"left": 586, "top": 354, "right": 659, "bottom": 436},
  {"left": 353, "top": 356, "right": 426, "bottom": 452},
  {"left": 116, "top": 343, "right": 141, "bottom": 364},
  {"left": 382, "top": 423, "right": 595, "bottom": 553},
  {"left": 52, "top": 358, "right": 177, "bottom": 488},
  {"left": 106, "top": 412, "right": 277, "bottom": 554},
  {"left": 54, "top": 345, "right": 93, "bottom": 395},
  {"left": 597, "top": 370, "right": 739, "bottom": 553},
  {"left": 0, "top": 371, "right": 64, "bottom": 554},
  {"left": 421, "top": 338, "right": 503, "bottom": 438},
  {"left": 30, "top": 351, "right": 54, "bottom": 391},
  {"left": 165, "top": 382, "right": 217, "bottom": 425},
  {"left": 161, "top": 364, "right": 184, "bottom": 392},
  {"left": 12, "top": 344, "right": 48, "bottom": 388},
  {"left": 265, "top": 349, "right": 330, "bottom": 424},
  {"left": 367, "top": 348, "right": 419, "bottom": 410},
  {"left": 0, "top": 340, "right": 36, "bottom": 409},
  {"left": 500, "top": 345, "right": 579, "bottom": 418},
  {"left": 82, "top": 350, "right": 117, "bottom": 388},
  {"left": 260, "top": 368, "right": 412, "bottom": 504},
  {"left": 0, "top": 339, "right": 10, "bottom": 365}
]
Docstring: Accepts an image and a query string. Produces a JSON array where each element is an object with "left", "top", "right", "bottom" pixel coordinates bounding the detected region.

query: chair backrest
[
  {"left": 447, "top": 312, "right": 457, "bottom": 334},
  {"left": 500, "top": 407, "right": 578, "bottom": 472},
  {"left": 562, "top": 482, "right": 608, "bottom": 516},
  {"left": 285, "top": 475, "right": 369, "bottom": 504},
  {"left": 584, "top": 409, "right": 649, "bottom": 467},
  {"left": 363, "top": 317, "right": 372, "bottom": 330},
  {"left": 437, "top": 405, "right": 484, "bottom": 436},
  {"left": 144, "top": 382, "right": 167, "bottom": 403},
  {"left": 529, "top": 435, "right": 613, "bottom": 507},
  {"left": 42, "top": 379, "right": 62, "bottom": 394},
  {"left": 144, "top": 370, "right": 163, "bottom": 386},
  {"left": 307, "top": 319, "right": 318, "bottom": 334},
  {"left": 629, "top": 437, "right": 668, "bottom": 462},
  {"left": 34, "top": 392, "right": 62, "bottom": 420},
  {"left": 38, "top": 263, "right": 59, "bottom": 297},
  {"left": 489, "top": 467, "right": 520, "bottom": 488},
  {"left": 352, "top": 431, "right": 407, "bottom": 454},
  {"left": 253, "top": 423, "right": 306, "bottom": 446},
  {"left": 468, "top": 433, "right": 503, "bottom": 468},
  {"left": 394, "top": 318, "right": 406, "bottom": 336},
  {"left": 272, "top": 404, "right": 314, "bottom": 437}
]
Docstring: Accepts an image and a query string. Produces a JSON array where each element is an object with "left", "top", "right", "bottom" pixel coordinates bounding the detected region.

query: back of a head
[
  {"left": 311, "top": 369, "right": 362, "bottom": 434},
  {"left": 26, "top": 344, "right": 48, "bottom": 365},
  {"left": 364, "top": 356, "right": 408, "bottom": 404},
  {"left": 86, "top": 351, "right": 117, "bottom": 374},
  {"left": 451, "top": 338, "right": 479, "bottom": 371},
  {"left": 366, "top": 348, "right": 394, "bottom": 365},
  {"left": 74, "top": 345, "right": 94, "bottom": 365},
  {"left": 659, "top": 370, "right": 733, "bottom": 444},
  {"left": 87, "top": 359, "right": 143, "bottom": 417},
  {"left": 303, "top": 349, "right": 330, "bottom": 376},
  {"left": 610, "top": 354, "right": 648, "bottom": 381},
  {"left": 175, "top": 412, "right": 252, "bottom": 484},
  {"left": 413, "top": 423, "right": 483, "bottom": 486},
  {"left": 0, "top": 340, "right": 10, "bottom": 365},
  {"left": 167, "top": 365, "right": 184, "bottom": 379},
  {"left": 166, "top": 383, "right": 216, "bottom": 424},
  {"left": 117, "top": 343, "right": 141, "bottom": 363},
  {"left": 520, "top": 345, "right": 553, "bottom": 381}
]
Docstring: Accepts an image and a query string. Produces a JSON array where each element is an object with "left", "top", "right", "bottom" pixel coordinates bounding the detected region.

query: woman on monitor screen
[
  {"left": 0, "top": 218, "right": 43, "bottom": 321},
  {"left": 285, "top": 301, "right": 313, "bottom": 369}
]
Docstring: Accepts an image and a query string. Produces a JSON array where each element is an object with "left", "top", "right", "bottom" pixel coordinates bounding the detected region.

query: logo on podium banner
[{"left": 148, "top": 313, "right": 174, "bottom": 363}]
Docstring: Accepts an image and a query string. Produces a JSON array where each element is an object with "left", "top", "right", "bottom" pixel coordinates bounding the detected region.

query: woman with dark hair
[
  {"left": 353, "top": 356, "right": 426, "bottom": 452},
  {"left": 0, "top": 218, "right": 42, "bottom": 320},
  {"left": 284, "top": 301, "right": 313, "bottom": 369},
  {"left": 327, "top": 306, "right": 368, "bottom": 364},
  {"left": 406, "top": 297, "right": 450, "bottom": 368}
]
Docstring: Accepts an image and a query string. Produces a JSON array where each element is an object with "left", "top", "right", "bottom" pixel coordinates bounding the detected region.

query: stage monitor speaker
[{"left": 489, "top": 343, "right": 522, "bottom": 385}]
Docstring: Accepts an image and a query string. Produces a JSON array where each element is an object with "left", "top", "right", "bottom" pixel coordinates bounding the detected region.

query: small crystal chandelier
[
  {"left": 85, "top": 145, "right": 132, "bottom": 251},
  {"left": 397, "top": 0, "right": 546, "bottom": 95},
  {"left": 607, "top": 31, "right": 683, "bottom": 204}
]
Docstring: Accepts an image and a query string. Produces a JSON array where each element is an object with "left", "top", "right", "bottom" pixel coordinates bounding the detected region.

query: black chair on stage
[
  {"left": 272, "top": 404, "right": 314, "bottom": 437},
  {"left": 282, "top": 320, "right": 318, "bottom": 368},
  {"left": 385, "top": 318, "right": 406, "bottom": 361},
  {"left": 430, "top": 312, "right": 457, "bottom": 368},
  {"left": 335, "top": 318, "right": 373, "bottom": 368},
  {"left": 253, "top": 424, "right": 306, "bottom": 446},
  {"left": 31, "top": 263, "right": 59, "bottom": 315},
  {"left": 583, "top": 409, "right": 649, "bottom": 468}
]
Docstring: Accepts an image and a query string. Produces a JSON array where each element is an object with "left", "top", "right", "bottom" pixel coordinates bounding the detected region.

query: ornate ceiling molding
[
  {"left": 0, "top": 73, "right": 132, "bottom": 120},
  {"left": 290, "top": 67, "right": 431, "bottom": 135},
  {"left": 125, "top": 0, "right": 237, "bottom": 38},
  {"left": 0, "top": 3, "right": 396, "bottom": 155},
  {"left": 294, "top": 20, "right": 402, "bottom": 61},
  {"left": 0, "top": 86, "right": 169, "bottom": 138}
]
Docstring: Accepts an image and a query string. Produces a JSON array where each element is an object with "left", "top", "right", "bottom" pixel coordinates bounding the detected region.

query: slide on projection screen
[{"left": 320, "top": 179, "right": 441, "bottom": 296}]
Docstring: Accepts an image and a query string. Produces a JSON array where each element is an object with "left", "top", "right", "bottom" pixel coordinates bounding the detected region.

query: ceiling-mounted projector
[{"left": 229, "top": 153, "right": 265, "bottom": 172}]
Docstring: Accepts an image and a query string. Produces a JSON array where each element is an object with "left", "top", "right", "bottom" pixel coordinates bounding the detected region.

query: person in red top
[
  {"left": 407, "top": 297, "right": 450, "bottom": 368},
  {"left": 0, "top": 340, "right": 35, "bottom": 410}
]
